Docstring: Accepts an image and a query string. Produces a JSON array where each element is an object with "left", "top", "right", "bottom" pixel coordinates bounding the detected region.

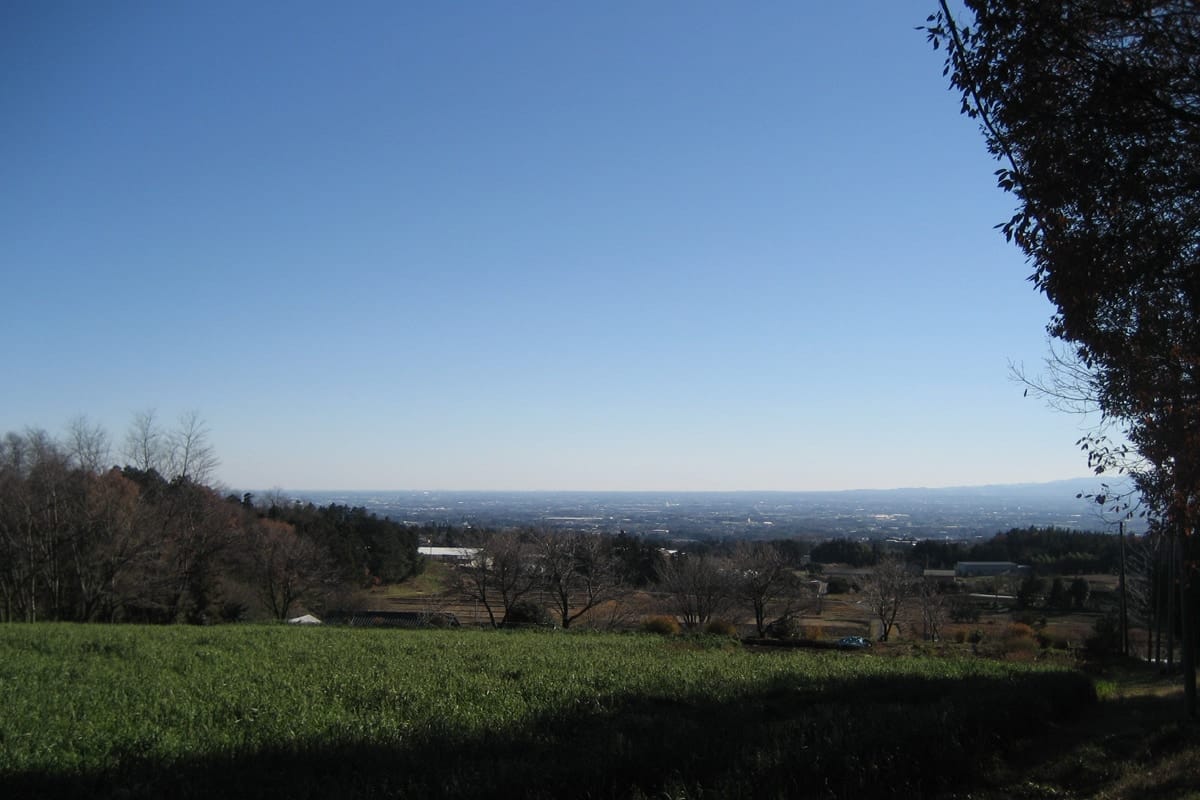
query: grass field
[{"left": 0, "top": 623, "right": 1099, "bottom": 799}]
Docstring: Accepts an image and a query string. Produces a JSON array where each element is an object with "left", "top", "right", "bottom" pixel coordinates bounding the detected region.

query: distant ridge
[
  {"left": 826, "top": 476, "right": 1131, "bottom": 497},
  {"left": 275, "top": 477, "right": 1123, "bottom": 496},
  {"left": 278, "top": 477, "right": 1145, "bottom": 540}
]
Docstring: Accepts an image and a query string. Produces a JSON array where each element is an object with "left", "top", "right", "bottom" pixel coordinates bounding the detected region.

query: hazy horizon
[{"left": 256, "top": 475, "right": 1109, "bottom": 496}]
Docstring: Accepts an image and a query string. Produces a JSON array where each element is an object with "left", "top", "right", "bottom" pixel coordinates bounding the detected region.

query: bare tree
[
  {"left": 122, "top": 410, "right": 219, "bottom": 484},
  {"left": 458, "top": 531, "right": 538, "bottom": 627},
  {"left": 66, "top": 416, "right": 111, "bottom": 474},
  {"left": 1126, "top": 531, "right": 1166, "bottom": 662},
  {"left": 916, "top": 577, "right": 948, "bottom": 642},
  {"left": 71, "top": 469, "right": 151, "bottom": 621},
  {"left": 730, "top": 541, "right": 801, "bottom": 637},
  {"left": 244, "top": 518, "right": 335, "bottom": 621},
  {"left": 0, "top": 429, "right": 86, "bottom": 622},
  {"left": 863, "top": 555, "right": 917, "bottom": 642},
  {"left": 536, "top": 530, "right": 622, "bottom": 629},
  {"left": 123, "top": 410, "right": 167, "bottom": 475},
  {"left": 1, "top": 430, "right": 174, "bottom": 623},
  {"left": 656, "top": 552, "right": 733, "bottom": 630},
  {"left": 166, "top": 411, "right": 219, "bottom": 485},
  {"left": 0, "top": 431, "right": 47, "bottom": 621}
]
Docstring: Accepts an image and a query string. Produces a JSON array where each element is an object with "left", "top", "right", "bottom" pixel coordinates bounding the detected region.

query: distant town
[{"left": 288, "top": 477, "right": 1145, "bottom": 543}]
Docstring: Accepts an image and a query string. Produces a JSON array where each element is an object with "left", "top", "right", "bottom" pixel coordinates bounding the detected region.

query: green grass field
[{"left": 0, "top": 624, "right": 1097, "bottom": 799}]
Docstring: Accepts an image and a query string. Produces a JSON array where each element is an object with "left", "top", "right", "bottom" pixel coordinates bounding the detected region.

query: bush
[
  {"left": 825, "top": 576, "right": 851, "bottom": 594},
  {"left": 800, "top": 624, "right": 826, "bottom": 641},
  {"left": 999, "top": 623, "right": 1039, "bottom": 660},
  {"left": 1011, "top": 610, "right": 1044, "bottom": 628},
  {"left": 219, "top": 601, "right": 247, "bottom": 624},
  {"left": 642, "top": 615, "right": 681, "bottom": 636},
  {"left": 1004, "top": 623, "right": 1036, "bottom": 641},
  {"left": 765, "top": 617, "right": 803, "bottom": 640},
  {"left": 1085, "top": 611, "right": 1122, "bottom": 657},
  {"left": 503, "top": 600, "right": 552, "bottom": 627},
  {"left": 1003, "top": 636, "right": 1039, "bottom": 660},
  {"left": 705, "top": 619, "right": 738, "bottom": 638}
]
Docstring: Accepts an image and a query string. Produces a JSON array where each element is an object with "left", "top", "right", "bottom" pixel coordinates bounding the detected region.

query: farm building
[
  {"left": 418, "top": 546, "right": 481, "bottom": 565},
  {"left": 954, "top": 561, "right": 1032, "bottom": 578}
]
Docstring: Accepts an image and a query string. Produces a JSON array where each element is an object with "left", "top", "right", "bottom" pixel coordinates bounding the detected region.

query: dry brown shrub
[
  {"left": 1004, "top": 622, "right": 1036, "bottom": 641},
  {"left": 705, "top": 619, "right": 738, "bottom": 637},
  {"left": 642, "top": 615, "right": 681, "bottom": 636},
  {"left": 800, "top": 624, "right": 826, "bottom": 641}
]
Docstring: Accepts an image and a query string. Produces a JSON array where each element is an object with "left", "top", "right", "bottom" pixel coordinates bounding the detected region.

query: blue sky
[{"left": 1, "top": 2, "right": 1103, "bottom": 492}]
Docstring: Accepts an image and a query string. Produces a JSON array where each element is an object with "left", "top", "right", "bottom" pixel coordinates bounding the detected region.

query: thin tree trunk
[
  {"left": 1151, "top": 554, "right": 1160, "bottom": 663},
  {"left": 1182, "top": 569, "right": 1196, "bottom": 716},
  {"left": 1181, "top": 528, "right": 1196, "bottom": 717},
  {"left": 1119, "top": 522, "right": 1129, "bottom": 656},
  {"left": 1168, "top": 532, "right": 1177, "bottom": 670}
]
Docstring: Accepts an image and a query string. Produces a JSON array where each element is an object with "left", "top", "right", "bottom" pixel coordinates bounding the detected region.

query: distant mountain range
[{"left": 280, "top": 477, "right": 1146, "bottom": 541}]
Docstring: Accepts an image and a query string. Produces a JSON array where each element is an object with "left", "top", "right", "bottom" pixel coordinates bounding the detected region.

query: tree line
[
  {"left": 455, "top": 530, "right": 820, "bottom": 636},
  {"left": 807, "top": 526, "right": 1123, "bottom": 573},
  {"left": 454, "top": 523, "right": 1156, "bottom": 637},
  {"left": 0, "top": 416, "right": 421, "bottom": 623}
]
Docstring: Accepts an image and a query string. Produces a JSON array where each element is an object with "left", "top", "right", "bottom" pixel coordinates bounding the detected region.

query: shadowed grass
[
  {"left": 1, "top": 624, "right": 1096, "bottom": 799},
  {"left": 966, "top": 660, "right": 1200, "bottom": 800}
]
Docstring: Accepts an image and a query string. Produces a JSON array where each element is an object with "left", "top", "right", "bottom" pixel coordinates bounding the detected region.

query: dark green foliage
[
  {"left": 612, "top": 531, "right": 660, "bottom": 587},
  {"left": 825, "top": 576, "right": 852, "bottom": 595},
  {"left": 816, "top": 528, "right": 1123, "bottom": 577},
  {"left": 269, "top": 502, "right": 421, "bottom": 585},
  {"left": 772, "top": 538, "right": 812, "bottom": 568},
  {"left": 1048, "top": 577, "right": 1068, "bottom": 610},
  {"left": 218, "top": 601, "right": 247, "bottom": 623},
  {"left": 502, "top": 599, "right": 552, "bottom": 627},
  {"left": 911, "top": 539, "right": 967, "bottom": 569},
  {"left": 968, "top": 527, "right": 1121, "bottom": 574},
  {"left": 811, "top": 539, "right": 876, "bottom": 567},
  {"left": 1016, "top": 576, "right": 1045, "bottom": 609},
  {"left": 1086, "top": 611, "right": 1122, "bottom": 657}
]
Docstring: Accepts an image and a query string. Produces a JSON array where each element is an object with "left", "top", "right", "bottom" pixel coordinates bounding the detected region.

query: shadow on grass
[
  {"left": 984, "top": 680, "right": 1199, "bottom": 799},
  {"left": 3, "top": 670, "right": 1096, "bottom": 800}
]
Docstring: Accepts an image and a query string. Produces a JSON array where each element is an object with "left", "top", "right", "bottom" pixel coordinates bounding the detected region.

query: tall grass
[{"left": 0, "top": 624, "right": 1095, "bottom": 799}]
